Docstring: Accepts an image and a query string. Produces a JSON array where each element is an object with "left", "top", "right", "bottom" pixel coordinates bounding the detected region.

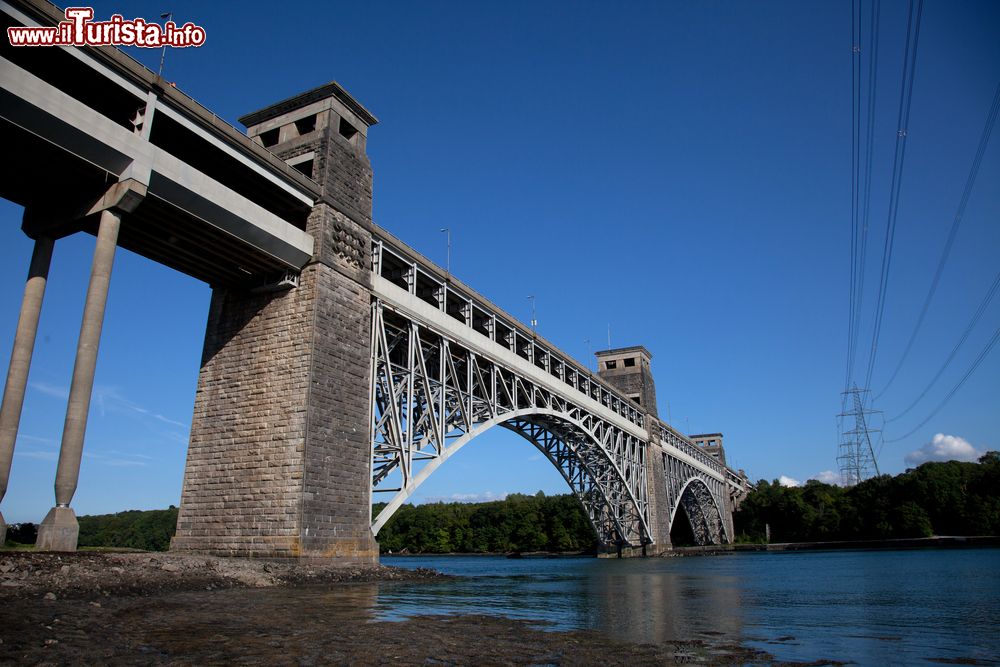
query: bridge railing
[
  {"left": 725, "top": 467, "right": 752, "bottom": 493},
  {"left": 372, "top": 236, "right": 646, "bottom": 430},
  {"left": 656, "top": 421, "right": 725, "bottom": 476}
]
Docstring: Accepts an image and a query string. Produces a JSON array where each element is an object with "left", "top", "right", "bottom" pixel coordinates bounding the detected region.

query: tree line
[
  {"left": 734, "top": 452, "right": 1000, "bottom": 543},
  {"left": 375, "top": 491, "right": 598, "bottom": 554},
  {"left": 3, "top": 506, "right": 179, "bottom": 551},
  {"left": 5, "top": 454, "right": 995, "bottom": 552},
  {"left": 5, "top": 495, "right": 597, "bottom": 554}
]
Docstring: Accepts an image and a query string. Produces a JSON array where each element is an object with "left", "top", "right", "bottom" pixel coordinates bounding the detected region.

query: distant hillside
[{"left": 735, "top": 452, "right": 1000, "bottom": 543}]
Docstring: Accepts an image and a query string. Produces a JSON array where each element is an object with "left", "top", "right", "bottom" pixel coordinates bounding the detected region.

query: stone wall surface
[
  {"left": 597, "top": 363, "right": 658, "bottom": 418},
  {"left": 171, "top": 278, "right": 312, "bottom": 557},
  {"left": 644, "top": 436, "right": 672, "bottom": 553},
  {"left": 173, "top": 100, "right": 378, "bottom": 561},
  {"left": 297, "top": 204, "right": 376, "bottom": 560}
]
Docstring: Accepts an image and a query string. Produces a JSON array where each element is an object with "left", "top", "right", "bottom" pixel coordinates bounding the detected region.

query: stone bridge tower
[
  {"left": 594, "top": 346, "right": 658, "bottom": 418},
  {"left": 595, "top": 346, "right": 671, "bottom": 553},
  {"left": 171, "top": 83, "right": 380, "bottom": 561}
]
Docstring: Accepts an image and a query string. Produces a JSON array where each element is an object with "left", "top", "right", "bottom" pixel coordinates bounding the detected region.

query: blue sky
[{"left": 2, "top": 0, "right": 998, "bottom": 522}]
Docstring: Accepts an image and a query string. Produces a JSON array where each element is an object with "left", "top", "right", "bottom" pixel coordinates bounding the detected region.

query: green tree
[
  {"left": 734, "top": 457, "right": 1000, "bottom": 543},
  {"left": 374, "top": 492, "right": 597, "bottom": 554},
  {"left": 76, "top": 506, "right": 179, "bottom": 551}
]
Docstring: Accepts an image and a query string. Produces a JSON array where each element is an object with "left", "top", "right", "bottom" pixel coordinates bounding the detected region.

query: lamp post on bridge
[
  {"left": 439, "top": 227, "right": 450, "bottom": 280},
  {"left": 157, "top": 12, "right": 172, "bottom": 78}
]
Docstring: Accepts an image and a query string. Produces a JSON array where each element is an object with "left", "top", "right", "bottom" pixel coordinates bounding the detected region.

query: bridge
[{"left": 0, "top": 0, "right": 749, "bottom": 559}]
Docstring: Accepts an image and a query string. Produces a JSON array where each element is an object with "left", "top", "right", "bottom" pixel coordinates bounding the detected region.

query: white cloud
[
  {"left": 28, "top": 382, "right": 189, "bottom": 435},
  {"left": 14, "top": 450, "right": 57, "bottom": 461},
  {"left": 94, "top": 386, "right": 189, "bottom": 429},
  {"left": 103, "top": 459, "right": 148, "bottom": 467},
  {"left": 104, "top": 450, "right": 154, "bottom": 460},
  {"left": 29, "top": 381, "right": 68, "bottom": 399},
  {"left": 83, "top": 450, "right": 151, "bottom": 467},
  {"left": 905, "top": 434, "right": 983, "bottom": 466},
  {"left": 810, "top": 470, "right": 842, "bottom": 485},
  {"left": 16, "top": 434, "right": 55, "bottom": 445},
  {"left": 778, "top": 475, "right": 800, "bottom": 487}
]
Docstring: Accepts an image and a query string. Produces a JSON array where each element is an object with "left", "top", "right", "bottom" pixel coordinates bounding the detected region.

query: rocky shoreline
[
  {"left": 0, "top": 551, "right": 812, "bottom": 665},
  {"left": 0, "top": 550, "right": 442, "bottom": 600}
]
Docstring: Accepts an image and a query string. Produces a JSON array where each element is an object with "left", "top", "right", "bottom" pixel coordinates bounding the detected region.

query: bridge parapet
[
  {"left": 372, "top": 237, "right": 645, "bottom": 430},
  {"left": 655, "top": 421, "right": 724, "bottom": 476}
]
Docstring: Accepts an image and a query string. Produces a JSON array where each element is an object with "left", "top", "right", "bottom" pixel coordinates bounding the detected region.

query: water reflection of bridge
[
  {"left": 373, "top": 557, "right": 745, "bottom": 648},
  {"left": 587, "top": 562, "right": 744, "bottom": 646}
]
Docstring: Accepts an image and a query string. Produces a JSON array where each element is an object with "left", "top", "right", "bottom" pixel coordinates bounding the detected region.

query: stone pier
[{"left": 171, "top": 83, "right": 381, "bottom": 561}]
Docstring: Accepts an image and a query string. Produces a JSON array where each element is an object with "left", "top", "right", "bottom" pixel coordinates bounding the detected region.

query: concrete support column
[
  {"left": 36, "top": 210, "right": 120, "bottom": 551},
  {"left": 0, "top": 237, "right": 55, "bottom": 543}
]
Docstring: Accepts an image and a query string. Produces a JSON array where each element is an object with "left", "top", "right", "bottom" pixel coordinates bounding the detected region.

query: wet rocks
[{"left": 0, "top": 551, "right": 445, "bottom": 600}]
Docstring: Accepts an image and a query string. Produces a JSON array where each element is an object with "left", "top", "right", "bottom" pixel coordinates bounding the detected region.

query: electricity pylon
[{"left": 837, "top": 385, "right": 882, "bottom": 486}]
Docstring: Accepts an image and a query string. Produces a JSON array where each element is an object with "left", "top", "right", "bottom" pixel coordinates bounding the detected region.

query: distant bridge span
[{"left": 0, "top": 0, "right": 749, "bottom": 559}]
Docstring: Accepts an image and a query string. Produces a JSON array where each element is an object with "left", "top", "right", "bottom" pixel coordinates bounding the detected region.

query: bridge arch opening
[
  {"left": 371, "top": 406, "right": 647, "bottom": 549},
  {"left": 668, "top": 503, "right": 696, "bottom": 546},
  {"left": 669, "top": 477, "right": 728, "bottom": 546}
]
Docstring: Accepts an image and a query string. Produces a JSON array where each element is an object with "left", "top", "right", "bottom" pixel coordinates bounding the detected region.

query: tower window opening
[
  {"left": 259, "top": 128, "right": 279, "bottom": 147},
  {"left": 295, "top": 114, "right": 317, "bottom": 136},
  {"left": 291, "top": 158, "right": 313, "bottom": 179},
  {"left": 339, "top": 117, "right": 358, "bottom": 141}
]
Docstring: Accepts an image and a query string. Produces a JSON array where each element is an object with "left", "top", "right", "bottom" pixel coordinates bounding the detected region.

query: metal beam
[
  {"left": 0, "top": 56, "right": 314, "bottom": 270},
  {"left": 372, "top": 275, "right": 648, "bottom": 441}
]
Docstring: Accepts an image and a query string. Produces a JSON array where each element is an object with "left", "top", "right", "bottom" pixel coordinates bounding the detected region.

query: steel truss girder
[
  {"left": 662, "top": 451, "right": 729, "bottom": 545},
  {"left": 370, "top": 300, "right": 650, "bottom": 546}
]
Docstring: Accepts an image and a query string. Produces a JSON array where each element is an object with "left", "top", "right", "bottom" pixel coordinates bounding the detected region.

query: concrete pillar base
[
  {"left": 35, "top": 506, "right": 78, "bottom": 552},
  {"left": 597, "top": 543, "right": 652, "bottom": 558},
  {"left": 170, "top": 534, "right": 380, "bottom": 564}
]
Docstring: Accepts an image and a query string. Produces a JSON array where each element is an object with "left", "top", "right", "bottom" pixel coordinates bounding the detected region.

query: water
[{"left": 382, "top": 548, "right": 1000, "bottom": 664}]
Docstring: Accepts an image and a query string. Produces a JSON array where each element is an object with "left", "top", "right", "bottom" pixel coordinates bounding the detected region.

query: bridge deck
[{"left": 2, "top": 0, "right": 318, "bottom": 287}]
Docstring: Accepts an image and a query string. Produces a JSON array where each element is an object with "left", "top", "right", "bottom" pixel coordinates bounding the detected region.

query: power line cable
[
  {"left": 877, "top": 81, "right": 1000, "bottom": 398},
  {"left": 850, "top": 0, "right": 881, "bottom": 385},
  {"left": 886, "top": 323, "right": 1000, "bottom": 442},
  {"left": 845, "top": 0, "right": 863, "bottom": 391},
  {"left": 863, "top": 0, "right": 924, "bottom": 395},
  {"left": 886, "top": 270, "right": 1000, "bottom": 423}
]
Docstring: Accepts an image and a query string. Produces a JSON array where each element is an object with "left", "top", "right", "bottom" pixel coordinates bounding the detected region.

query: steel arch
[
  {"left": 369, "top": 301, "right": 650, "bottom": 546},
  {"left": 669, "top": 476, "right": 729, "bottom": 545}
]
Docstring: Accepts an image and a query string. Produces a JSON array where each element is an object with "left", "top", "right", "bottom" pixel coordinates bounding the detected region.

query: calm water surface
[{"left": 382, "top": 548, "right": 1000, "bottom": 664}]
